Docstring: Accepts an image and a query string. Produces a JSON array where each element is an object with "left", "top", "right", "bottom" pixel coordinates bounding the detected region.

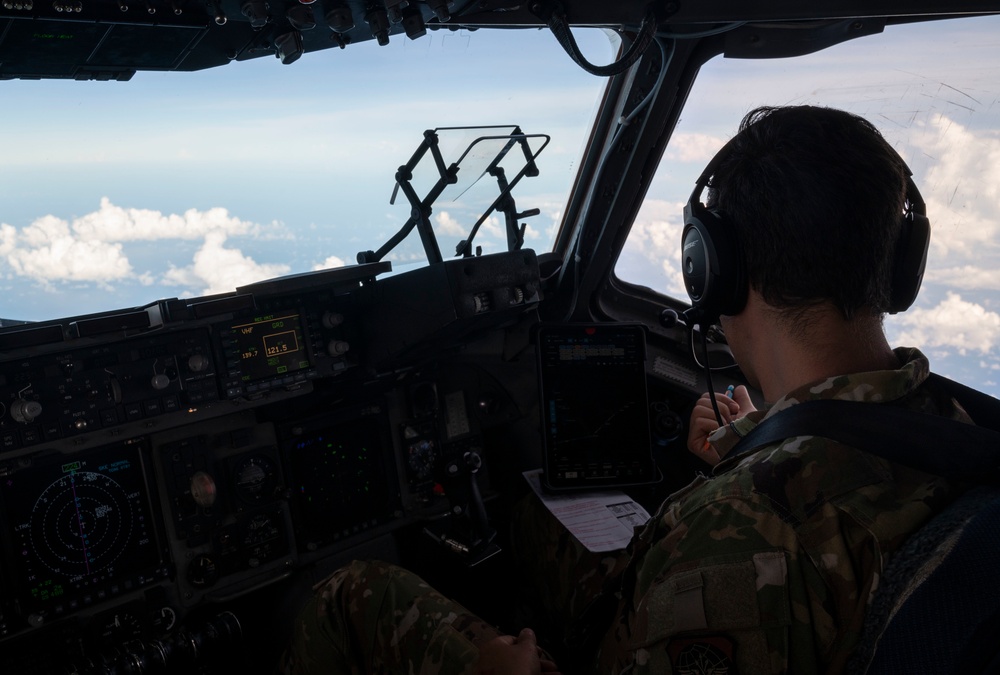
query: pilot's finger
[
  {"left": 514, "top": 627, "right": 537, "bottom": 647},
  {"left": 730, "top": 385, "right": 757, "bottom": 416},
  {"left": 693, "top": 393, "right": 738, "bottom": 424},
  {"left": 686, "top": 417, "right": 724, "bottom": 462},
  {"left": 688, "top": 413, "right": 722, "bottom": 438},
  {"left": 687, "top": 393, "right": 739, "bottom": 465}
]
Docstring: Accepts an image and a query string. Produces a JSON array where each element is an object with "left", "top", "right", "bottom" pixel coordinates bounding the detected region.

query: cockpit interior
[{"left": 2, "top": 1, "right": 1000, "bottom": 673}]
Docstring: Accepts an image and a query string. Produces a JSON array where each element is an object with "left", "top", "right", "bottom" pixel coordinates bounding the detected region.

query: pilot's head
[{"left": 684, "top": 105, "right": 923, "bottom": 329}]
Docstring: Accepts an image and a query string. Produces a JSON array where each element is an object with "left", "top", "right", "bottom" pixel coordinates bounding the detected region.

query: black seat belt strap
[
  {"left": 926, "top": 372, "right": 1000, "bottom": 432},
  {"left": 728, "top": 396, "right": 1000, "bottom": 484}
]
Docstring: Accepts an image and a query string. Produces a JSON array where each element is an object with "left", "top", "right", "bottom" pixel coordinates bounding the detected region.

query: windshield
[
  {"left": 616, "top": 15, "right": 1000, "bottom": 396},
  {"left": 1, "top": 28, "right": 614, "bottom": 322}
]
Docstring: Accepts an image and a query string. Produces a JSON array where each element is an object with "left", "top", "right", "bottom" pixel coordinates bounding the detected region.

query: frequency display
[
  {"left": 0, "top": 440, "right": 167, "bottom": 616},
  {"left": 229, "top": 312, "right": 311, "bottom": 383}
]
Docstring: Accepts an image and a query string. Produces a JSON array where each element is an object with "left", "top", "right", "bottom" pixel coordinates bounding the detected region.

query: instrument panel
[{"left": 0, "top": 251, "right": 543, "bottom": 673}]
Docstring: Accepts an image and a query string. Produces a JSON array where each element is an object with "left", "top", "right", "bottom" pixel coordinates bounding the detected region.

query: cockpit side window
[{"left": 614, "top": 15, "right": 1000, "bottom": 396}]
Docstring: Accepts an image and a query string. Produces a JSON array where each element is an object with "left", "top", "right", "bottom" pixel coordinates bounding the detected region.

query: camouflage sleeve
[
  {"left": 596, "top": 450, "right": 883, "bottom": 675},
  {"left": 612, "top": 490, "right": 826, "bottom": 675},
  {"left": 279, "top": 560, "right": 502, "bottom": 675}
]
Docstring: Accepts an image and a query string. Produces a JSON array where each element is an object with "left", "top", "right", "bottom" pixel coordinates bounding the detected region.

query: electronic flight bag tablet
[{"left": 536, "top": 323, "right": 657, "bottom": 491}]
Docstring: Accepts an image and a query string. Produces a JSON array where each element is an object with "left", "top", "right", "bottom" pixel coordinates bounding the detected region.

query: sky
[{"left": 3, "top": 15, "right": 1000, "bottom": 396}]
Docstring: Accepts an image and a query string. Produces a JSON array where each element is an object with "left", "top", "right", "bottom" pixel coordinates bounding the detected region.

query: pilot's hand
[
  {"left": 686, "top": 385, "right": 756, "bottom": 466},
  {"left": 475, "top": 627, "right": 562, "bottom": 675}
]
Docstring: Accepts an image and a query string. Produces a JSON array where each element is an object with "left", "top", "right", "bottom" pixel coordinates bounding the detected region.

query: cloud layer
[{"left": 0, "top": 198, "right": 289, "bottom": 297}]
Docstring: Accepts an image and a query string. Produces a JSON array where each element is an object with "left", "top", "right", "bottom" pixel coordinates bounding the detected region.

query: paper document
[{"left": 523, "top": 469, "right": 651, "bottom": 552}]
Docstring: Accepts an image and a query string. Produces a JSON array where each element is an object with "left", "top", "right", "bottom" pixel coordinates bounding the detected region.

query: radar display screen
[
  {"left": 230, "top": 312, "right": 311, "bottom": 383},
  {"left": 537, "top": 323, "right": 655, "bottom": 490},
  {"left": 0, "top": 440, "right": 167, "bottom": 615}
]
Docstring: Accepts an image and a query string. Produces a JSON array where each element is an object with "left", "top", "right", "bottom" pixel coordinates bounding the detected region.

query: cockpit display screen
[
  {"left": 230, "top": 312, "right": 311, "bottom": 383},
  {"left": 0, "top": 440, "right": 167, "bottom": 616},
  {"left": 537, "top": 323, "right": 656, "bottom": 490},
  {"left": 280, "top": 407, "right": 401, "bottom": 551}
]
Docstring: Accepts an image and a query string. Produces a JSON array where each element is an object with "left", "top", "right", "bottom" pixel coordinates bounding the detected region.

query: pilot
[{"left": 280, "top": 105, "right": 971, "bottom": 675}]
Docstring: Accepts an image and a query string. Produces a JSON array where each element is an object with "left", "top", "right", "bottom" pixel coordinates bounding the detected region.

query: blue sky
[{"left": 3, "top": 17, "right": 1000, "bottom": 395}]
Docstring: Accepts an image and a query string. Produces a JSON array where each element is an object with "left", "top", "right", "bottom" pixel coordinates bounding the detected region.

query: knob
[
  {"left": 11, "top": 399, "right": 42, "bottom": 424},
  {"left": 187, "top": 354, "right": 210, "bottom": 372},
  {"left": 322, "top": 311, "right": 344, "bottom": 328},
  {"left": 328, "top": 340, "right": 350, "bottom": 356},
  {"left": 151, "top": 374, "right": 171, "bottom": 390}
]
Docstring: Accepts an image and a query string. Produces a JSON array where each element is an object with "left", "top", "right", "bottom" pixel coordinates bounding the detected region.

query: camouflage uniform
[
  {"left": 280, "top": 559, "right": 502, "bottom": 675},
  {"left": 283, "top": 347, "right": 968, "bottom": 675},
  {"left": 589, "top": 347, "right": 969, "bottom": 674}
]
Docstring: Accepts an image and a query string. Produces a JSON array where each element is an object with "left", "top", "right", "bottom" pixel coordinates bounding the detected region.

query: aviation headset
[{"left": 681, "top": 134, "right": 931, "bottom": 319}]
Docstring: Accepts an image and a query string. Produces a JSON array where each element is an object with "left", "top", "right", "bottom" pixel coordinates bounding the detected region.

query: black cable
[
  {"left": 544, "top": 6, "right": 658, "bottom": 77},
  {"left": 698, "top": 320, "right": 725, "bottom": 427}
]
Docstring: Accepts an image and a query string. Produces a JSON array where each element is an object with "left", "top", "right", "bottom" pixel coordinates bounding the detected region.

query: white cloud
[
  {"left": 910, "top": 115, "right": 1000, "bottom": 261},
  {"left": 163, "top": 232, "right": 290, "bottom": 295},
  {"left": 891, "top": 292, "right": 1000, "bottom": 355},
  {"left": 1, "top": 199, "right": 288, "bottom": 296},
  {"left": 924, "top": 265, "right": 1000, "bottom": 290},
  {"left": 312, "top": 256, "right": 347, "bottom": 271},
  {"left": 479, "top": 215, "right": 504, "bottom": 240},
  {"left": 72, "top": 197, "right": 259, "bottom": 242},
  {"left": 664, "top": 132, "right": 727, "bottom": 163},
  {"left": 6, "top": 215, "right": 132, "bottom": 286},
  {"left": 435, "top": 211, "right": 467, "bottom": 236},
  {"left": 617, "top": 198, "right": 687, "bottom": 297},
  {"left": 0, "top": 223, "right": 20, "bottom": 256}
]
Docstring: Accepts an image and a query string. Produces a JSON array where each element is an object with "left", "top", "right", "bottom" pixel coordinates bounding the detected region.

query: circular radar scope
[{"left": 30, "top": 470, "right": 135, "bottom": 579}]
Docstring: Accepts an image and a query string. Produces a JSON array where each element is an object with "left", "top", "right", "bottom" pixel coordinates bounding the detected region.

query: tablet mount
[{"left": 357, "top": 126, "right": 549, "bottom": 265}]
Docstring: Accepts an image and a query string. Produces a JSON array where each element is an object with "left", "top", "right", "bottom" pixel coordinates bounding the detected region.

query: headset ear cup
[
  {"left": 682, "top": 200, "right": 747, "bottom": 317},
  {"left": 889, "top": 211, "right": 930, "bottom": 314}
]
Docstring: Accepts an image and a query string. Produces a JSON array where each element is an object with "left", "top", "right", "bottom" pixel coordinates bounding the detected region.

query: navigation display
[
  {"left": 230, "top": 312, "right": 311, "bottom": 383},
  {"left": 0, "top": 440, "right": 167, "bottom": 615}
]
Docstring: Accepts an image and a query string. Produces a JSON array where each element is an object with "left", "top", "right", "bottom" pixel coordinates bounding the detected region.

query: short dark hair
[{"left": 708, "top": 105, "right": 909, "bottom": 319}]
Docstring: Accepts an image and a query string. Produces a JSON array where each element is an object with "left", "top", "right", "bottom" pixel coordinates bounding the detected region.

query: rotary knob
[
  {"left": 11, "top": 399, "right": 42, "bottom": 424},
  {"left": 328, "top": 340, "right": 350, "bottom": 356},
  {"left": 322, "top": 311, "right": 344, "bottom": 328}
]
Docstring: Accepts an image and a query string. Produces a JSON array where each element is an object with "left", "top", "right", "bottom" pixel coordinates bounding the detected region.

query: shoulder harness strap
[{"left": 727, "top": 373, "right": 1000, "bottom": 484}]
